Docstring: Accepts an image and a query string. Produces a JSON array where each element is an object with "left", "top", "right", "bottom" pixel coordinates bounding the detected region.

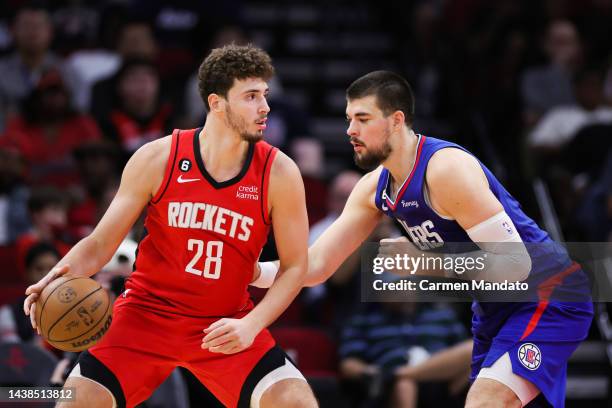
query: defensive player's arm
[
  {"left": 242, "top": 151, "right": 309, "bottom": 331},
  {"left": 24, "top": 137, "right": 170, "bottom": 322},
  {"left": 426, "top": 148, "right": 532, "bottom": 282},
  {"left": 306, "top": 169, "right": 383, "bottom": 286},
  {"left": 253, "top": 168, "right": 383, "bottom": 288}
]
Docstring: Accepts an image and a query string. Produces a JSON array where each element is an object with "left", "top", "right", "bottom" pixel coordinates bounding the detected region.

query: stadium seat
[{"left": 0, "top": 342, "right": 58, "bottom": 386}]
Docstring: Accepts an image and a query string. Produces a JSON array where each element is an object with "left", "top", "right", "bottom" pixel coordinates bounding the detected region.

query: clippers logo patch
[
  {"left": 179, "top": 159, "right": 192, "bottom": 172},
  {"left": 518, "top": 343, "right": 541, "bottom": 370}
]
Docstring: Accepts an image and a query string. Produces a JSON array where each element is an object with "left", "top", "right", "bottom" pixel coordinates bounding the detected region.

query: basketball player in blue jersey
[{"left": 252, "top": 71, "right": 593, "bottom": 407}]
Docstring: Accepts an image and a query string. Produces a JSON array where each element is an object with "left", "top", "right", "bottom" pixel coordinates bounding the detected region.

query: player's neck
[
  {"left": 200, "top": 118, "right": 250, "bottom": 174},
  {"left": 384, "top": 129, "right": 419, "bottom": 190}
]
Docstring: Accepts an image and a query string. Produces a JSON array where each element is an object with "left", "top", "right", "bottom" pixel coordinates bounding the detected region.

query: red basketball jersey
[{"left": 125, "top": 128, "right": 277, "bottom": 317}]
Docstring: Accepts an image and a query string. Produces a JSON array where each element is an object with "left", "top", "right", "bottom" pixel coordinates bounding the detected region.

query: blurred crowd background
[{"left": 0, "top": 0, "right": 611, "bottom": 407}]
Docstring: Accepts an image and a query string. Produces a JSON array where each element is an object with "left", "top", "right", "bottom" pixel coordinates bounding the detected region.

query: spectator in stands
[
  {"left": 520, "top": 19, "right": 583, "bottom": 128},
  {"left": 338, "top": 300, "right": 468, "bottom": 408},
  {"left": 574, "top": 148, "right": 612, "bottom": 240},
  {"left": 68, "top": 141, "right": 121, "bottom": 241},
  {"left": 310, "top": 171, "right": 362, "bottom": 241},
  {"left": 0, "top": 5, "right": 61, "bottom": 132},
  {"left": 527, "top": 67, "right": 612, "bottom": 237},
  {"left": 1, "top": 70, "right": 102, "bottom": 188},
  {"left": 0, "top": 242, "right": 60, "bottom": 344},
  {"left": 86, "top": 18, "right": 159, "bottom": 117},
  {"left": 300, "top": 171, "right": 362, "bottom": 322},
  {"left": 96, "top": 58, "right": 174, "bottom": 157},
  {"left": 0, "top": 147, "right": 30, "bottom": 246},
  {"left": 292, "top": 138, "right": 328, "bottom": 225},
  {"left": 394, "top": 339, "right": 473, "bottom": 407},
  {"left": 15, "top": 186, "right": 71, "bottom": 281},
  {"left": 529, "top": 67, "right": 612, "bottom": 152}
]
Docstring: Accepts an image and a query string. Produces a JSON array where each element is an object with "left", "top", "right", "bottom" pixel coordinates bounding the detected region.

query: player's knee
[
  {"left": 259, "top": 378, "right": 318, "bottom": 408},
  {"left": 56, "top": 376, "right": 115, "bottom": 408},
  {"left": 465, "top": 378, "right": 521, "bottom": 408}
]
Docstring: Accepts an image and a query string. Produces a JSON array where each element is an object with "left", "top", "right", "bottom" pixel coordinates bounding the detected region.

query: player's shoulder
[
  {"left": 128, "top": 135, "right": 173, "bottom": 170},
  {"left": 269, "top": 149, "right": 301, "bottom": 180},
  {"left": 344, "top": 166, "right": 382, "bottom": 208},
  {"left": 427, "top": 148, "right": 481, "bottom": 181},
  {"left": 363, "top": 166, "right": 384, "bottom": 182},
  {"left": 356, "top": 166, "right": 384, "bottom": 191}
]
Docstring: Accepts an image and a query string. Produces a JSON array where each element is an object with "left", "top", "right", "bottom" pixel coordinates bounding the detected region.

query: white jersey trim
[{"left": 383, "top": 134, "right": 422, "bottom": 205}]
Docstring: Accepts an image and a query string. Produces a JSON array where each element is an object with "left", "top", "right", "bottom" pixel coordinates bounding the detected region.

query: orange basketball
[{"left": 35, "top": 276, "right": 112, "bottom": 352}]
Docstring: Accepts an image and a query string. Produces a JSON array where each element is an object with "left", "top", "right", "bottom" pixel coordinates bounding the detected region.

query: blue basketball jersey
[
  {"left": 373, "top": 135, "right": 593, "bottom": 407},
  {"left": 373, "top": 135, "right": 590, "bottom": 314},
  {"left": 374, "top": 135, "right": 549, "bottom": 246}
]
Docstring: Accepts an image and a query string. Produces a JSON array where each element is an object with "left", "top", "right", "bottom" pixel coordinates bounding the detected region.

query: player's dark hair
[
  {"left": 346, "top": 71, "right": 415, "bottom": 125},
  {"left": 198, "top": 44, "right": 274, "bottom": 111}
]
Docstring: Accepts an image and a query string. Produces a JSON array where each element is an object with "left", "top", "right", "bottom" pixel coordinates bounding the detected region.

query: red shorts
[{"left": 88, "top": 293, "right": 275, "bottom": 407}]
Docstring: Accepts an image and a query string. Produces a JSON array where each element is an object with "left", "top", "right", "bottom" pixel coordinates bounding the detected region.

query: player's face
[
  {"left": 224, "top": 78, "right": 270, "bottom": 142},
  {"left": 346, "top": 96, "right": 393, "bottom": 170}
]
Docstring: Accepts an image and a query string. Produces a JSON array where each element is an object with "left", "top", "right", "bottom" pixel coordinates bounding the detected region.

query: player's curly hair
[{"left": 198, "top": 44, "right": 274, "bottom": 111}]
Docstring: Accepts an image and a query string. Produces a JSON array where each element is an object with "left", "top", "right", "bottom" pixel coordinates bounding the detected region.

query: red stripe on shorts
[{"left": 519, "top": 262, "right": 581, "bottom": 341}]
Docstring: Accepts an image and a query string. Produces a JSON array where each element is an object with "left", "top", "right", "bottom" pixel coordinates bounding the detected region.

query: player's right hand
[{"left": 23, "top": 264, "right": 71, "bottom": 332}]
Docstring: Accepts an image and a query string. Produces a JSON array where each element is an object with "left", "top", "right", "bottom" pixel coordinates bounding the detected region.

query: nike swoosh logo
[{"left": 177, "top": 175, "right": 200, "bottom": 183}]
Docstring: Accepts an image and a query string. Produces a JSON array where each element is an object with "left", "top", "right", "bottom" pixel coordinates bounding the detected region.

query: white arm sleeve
[
  {"left": 458, "top": 211, "right": 532, "bottom": 282},
  {"left": 251, "top": 261, "right": 279, "bottom": 288}
]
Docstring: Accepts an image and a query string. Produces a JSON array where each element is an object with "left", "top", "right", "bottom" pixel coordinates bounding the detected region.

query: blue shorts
[{"left": 471, "top": 300, "right": 593, "bottom": 407}]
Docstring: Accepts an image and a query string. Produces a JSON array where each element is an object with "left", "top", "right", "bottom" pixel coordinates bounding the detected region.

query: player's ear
[
  {"left": 208, "top": 94, "right": 224, "bottom": 113},
  {"left": 392, "top": 110, "right": 405, "bottom": 130}
]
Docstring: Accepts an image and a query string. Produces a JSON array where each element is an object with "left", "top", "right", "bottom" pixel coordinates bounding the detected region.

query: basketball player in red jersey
[{"left": 23, "top": 44, "right": 317, "bottom": 408}]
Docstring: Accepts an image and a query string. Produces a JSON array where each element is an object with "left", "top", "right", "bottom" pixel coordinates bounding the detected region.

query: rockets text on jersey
[{"left": 167, "top": 202, "right": 253, "bottom": 241}]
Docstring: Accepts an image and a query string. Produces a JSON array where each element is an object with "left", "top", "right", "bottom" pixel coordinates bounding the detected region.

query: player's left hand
[
  {"left": 202, "top": 318, "right": 258, "bottom": 354},
  {"left": 377, "top": 236, "right": 418, "bottom": 276}
]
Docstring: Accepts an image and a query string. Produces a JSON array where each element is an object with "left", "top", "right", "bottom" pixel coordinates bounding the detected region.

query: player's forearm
[
  {"left": 55, "top": 235, "right": 115, "bottom": 278},
  {"left": 253, "top": 247, "right": 341, "bottom": 288},
  {"left": 244, "top": 263, "right": 305, "bottom": 331},
  {"left": 305, "top": 241, "right": 344, "bottom": 286}
]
